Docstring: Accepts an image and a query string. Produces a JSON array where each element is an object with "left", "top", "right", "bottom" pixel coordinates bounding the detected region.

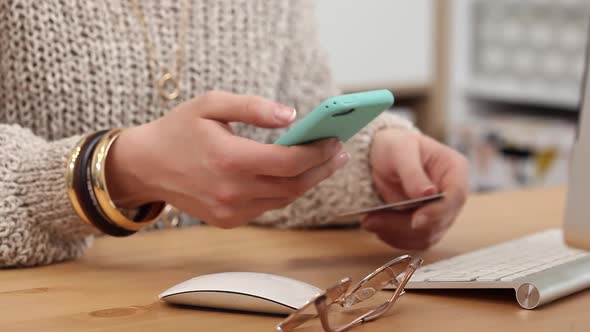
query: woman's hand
[
  {"left": 105, "top": 91, "right": 349, "bottom": 229},
  {"left": 364, "top": 128, "right": 469, "bottom": 250}
]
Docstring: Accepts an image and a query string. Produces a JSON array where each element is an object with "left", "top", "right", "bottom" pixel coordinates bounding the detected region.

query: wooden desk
[{"left": 2, "top": 187, "right": 588, "bottom": 331}]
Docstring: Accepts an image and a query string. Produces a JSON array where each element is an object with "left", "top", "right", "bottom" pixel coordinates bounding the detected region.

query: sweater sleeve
[
  {"left": 0, "top": 124, "right": 96, "bottom": 267},
  {"left": 245, "top": 1, "right": 417, "bottom": 228}
]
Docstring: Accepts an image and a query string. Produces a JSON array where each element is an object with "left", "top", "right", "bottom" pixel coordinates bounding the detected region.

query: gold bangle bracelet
[
  {"left": 90, "top": 129, "right": 165, "bottom": 231},
  {"left": 65, "top": 134, "right": 94, "bottom": 226}
]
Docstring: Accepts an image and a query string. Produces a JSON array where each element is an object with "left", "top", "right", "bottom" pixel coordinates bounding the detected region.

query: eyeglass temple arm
[
  {"left": 278, "top": 279, "right": 352, "bottom": 332},
  {"left": 330, "top": 258, "right": 422, "bottom": 332},
  {"left": 339, "top": 257, "right": 413, "bottom": 308},
  {"left": 335, "top": 258, "right": 423, "bottom": 332},
  {"left": 276, "top": 312, "right": 317, "bottom": 332},
  {"left": 360, "top": 257, "right": 423, "bottom": 323}
]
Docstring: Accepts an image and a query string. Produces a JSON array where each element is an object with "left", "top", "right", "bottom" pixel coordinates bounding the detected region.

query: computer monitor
[{"left": 564, "top": 34, "right": 590, "bottom": 250}]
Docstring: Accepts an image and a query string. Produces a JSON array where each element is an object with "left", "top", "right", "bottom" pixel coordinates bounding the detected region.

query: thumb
[
  {"left": 394, "top": 137, "right": 437, "bottom": 198},
  {"left": 196, "top": 91, "right": 296, "bottom": 128}
]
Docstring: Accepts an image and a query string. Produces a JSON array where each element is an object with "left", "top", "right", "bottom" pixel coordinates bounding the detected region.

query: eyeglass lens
[{"left": 326, "top": 259, "right": 413, "bottom": 330}]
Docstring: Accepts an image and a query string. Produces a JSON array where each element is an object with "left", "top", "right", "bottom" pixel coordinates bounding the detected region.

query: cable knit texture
[{"left": 0, "top": 0, "right": 413, "bottom": 267}]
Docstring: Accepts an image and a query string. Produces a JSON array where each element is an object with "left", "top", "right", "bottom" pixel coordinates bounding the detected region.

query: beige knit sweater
[{"left": 0, "top": 0, "right": 413, "bottom": 267}]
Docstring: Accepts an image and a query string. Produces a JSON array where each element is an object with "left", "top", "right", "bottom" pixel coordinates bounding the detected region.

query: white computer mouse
[{"left": 159, "top": 272, "right": 322, "bottom": 315}]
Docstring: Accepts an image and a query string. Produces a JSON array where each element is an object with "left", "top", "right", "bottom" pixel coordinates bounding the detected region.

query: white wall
[{"left": 315, "top": 0, "right": 434, "bottom": 90}]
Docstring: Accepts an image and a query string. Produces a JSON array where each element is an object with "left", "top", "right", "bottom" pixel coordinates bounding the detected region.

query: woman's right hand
[{"left": 105, "top": 91, "right": 349, "bottom": 229}]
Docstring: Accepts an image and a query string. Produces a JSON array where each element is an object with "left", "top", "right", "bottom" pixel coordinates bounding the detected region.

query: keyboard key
[
  {"left": 475, "top": 276, "right": 502, "bottom": 282},
  {"left": 427, "top": 276, "right": 476, "bottom": 282},
  {"left": 411, "top": 274, "right": 442, "bottom": 282}
]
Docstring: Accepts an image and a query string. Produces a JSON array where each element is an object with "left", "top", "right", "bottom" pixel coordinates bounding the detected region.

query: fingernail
[
  {"left": 274, "top": 106, "right": 297, "bottom": 123},
  {"left": 412, "top": 214, "right": 429, "bottom": 229},
  {"left": 421, "top": 186, "right": 437, "bottom": 197},
  {"left": 336, "top": 152, "right": 350, "bottom": 168}
]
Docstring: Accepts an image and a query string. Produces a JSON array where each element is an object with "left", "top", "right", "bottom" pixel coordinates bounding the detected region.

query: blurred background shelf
[
  {"left": 464, "top": 81, "right": 580, "bottom": 111},
  {"left": 448, "top": 0, "right": 590, "bottom": 191}
]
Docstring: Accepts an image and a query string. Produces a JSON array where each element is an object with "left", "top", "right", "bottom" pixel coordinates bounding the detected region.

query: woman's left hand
[{"left": 365, "top": 127, "right": 469, "bottom": 250}]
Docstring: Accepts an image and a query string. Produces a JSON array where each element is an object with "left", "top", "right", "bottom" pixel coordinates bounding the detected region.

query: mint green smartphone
[{"left": 274, "top": 89, "right": 395, "bottom": 146}]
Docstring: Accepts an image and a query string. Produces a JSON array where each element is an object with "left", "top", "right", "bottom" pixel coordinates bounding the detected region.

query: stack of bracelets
[{"left": 65, "top": 129, "right": 166, "bottom": 236}]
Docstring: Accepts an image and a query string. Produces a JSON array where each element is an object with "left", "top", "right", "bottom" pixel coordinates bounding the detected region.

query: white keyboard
[{"left": 405, "top": 229, "right": 590, "bottom": 309}]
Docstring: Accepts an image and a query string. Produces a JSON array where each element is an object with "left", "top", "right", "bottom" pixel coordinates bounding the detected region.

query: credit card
[{"left": 333, "top": 193, "right": 445, "bottom": 222}]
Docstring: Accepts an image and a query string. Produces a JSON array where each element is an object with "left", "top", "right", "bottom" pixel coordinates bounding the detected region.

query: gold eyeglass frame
[{"left": 276, "top": 255, "right": 423, "bottom": 332}]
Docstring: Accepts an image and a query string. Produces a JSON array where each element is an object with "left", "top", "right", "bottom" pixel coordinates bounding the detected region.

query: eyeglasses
[{"left": 276, "top": 255, "right": 423, "bottom": 332}]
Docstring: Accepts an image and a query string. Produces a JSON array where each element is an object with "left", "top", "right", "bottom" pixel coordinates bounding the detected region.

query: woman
[{"left": 0, "top": 0, "right": 468, "bottom": 267}]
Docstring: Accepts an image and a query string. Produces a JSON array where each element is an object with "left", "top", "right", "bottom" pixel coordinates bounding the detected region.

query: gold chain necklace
[{"left": 130, "top": 0, "right": 191, "bottom": 101}]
